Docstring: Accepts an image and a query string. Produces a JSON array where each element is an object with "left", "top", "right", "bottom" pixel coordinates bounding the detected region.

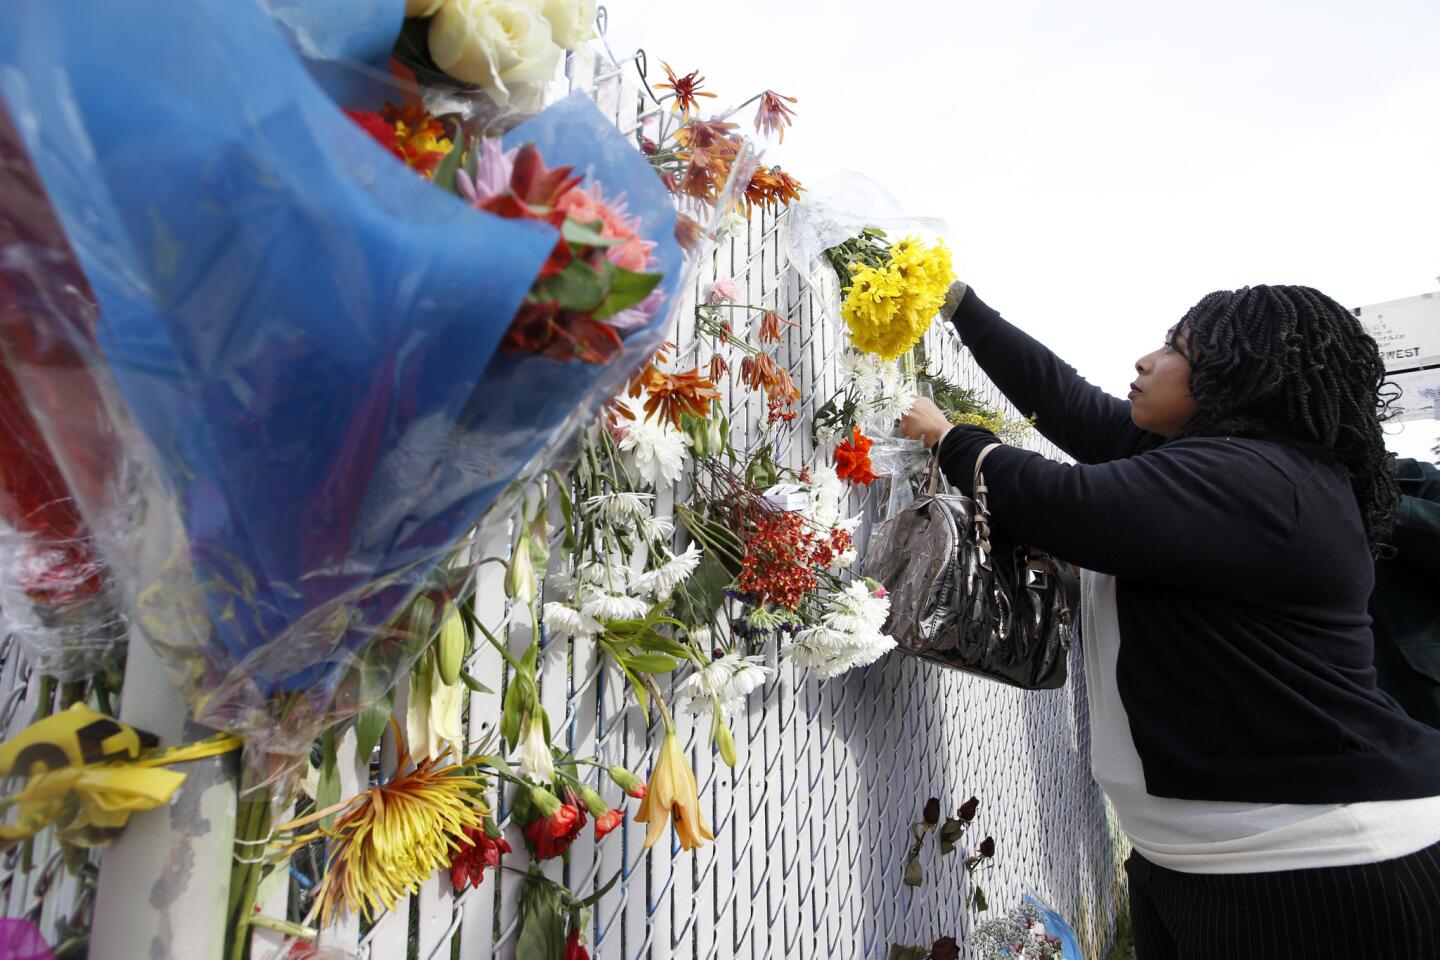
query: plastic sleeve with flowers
[
  {"left": 0, "top": 2, "right": 687, "bottom": 789},
  {"left": 785, "top": 172, "right": 957, "bottom": 355},
  {"left": 0, "top": 101, "right": 129, "bottom": 682}
]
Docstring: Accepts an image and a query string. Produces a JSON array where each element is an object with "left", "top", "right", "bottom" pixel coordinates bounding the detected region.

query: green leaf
[
  {"left": 316, "top": 729, "right": 341, "bottom": 830},
  {"left": 577, "top": 870, "right": 622, "bottom": 908},
  {"left": 431, "top": 139, "right": 462, "bottom": 195},
  {"left": 474, "top": 753, "right": 517, "bottom": 777},
  {"left": 628, "top": 633, "right": 693, "bottom": 658},
  {"left": 593, "top": 267, "right": 663, "bottom": 321},
  {"left": 501, "top": 678, "right": 525, "bottom": 748},
  {"left": 459, "top": 670, "right": 493, "bottom": 694},
  {"left": 355, "top": 677, "right": 396, "bottom": 763},
  {"left": 626, "top": 653, "right": 679, "bottom": 674},
  {"left": 671, "top": 551, "right": 733, "bottom": 626},
  {"left": 561, "top": 218, "right": 623, "bottom": 248},
  {"left": 532, "top": 259, "right": 607, "bottom": 312}
]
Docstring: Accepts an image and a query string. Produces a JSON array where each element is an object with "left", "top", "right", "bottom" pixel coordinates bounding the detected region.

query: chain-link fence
[{"left": 0, "top": 33, "right": 1128, "bottom": 960}]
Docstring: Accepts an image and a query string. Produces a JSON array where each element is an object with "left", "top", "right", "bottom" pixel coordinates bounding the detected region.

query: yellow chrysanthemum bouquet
[{"left": 825, "top": 228, "right": 955, "bottom": 359}]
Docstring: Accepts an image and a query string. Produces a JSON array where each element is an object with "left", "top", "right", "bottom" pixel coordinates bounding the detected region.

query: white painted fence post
[{"left": 90, "top": 630, "right": 238, "bottom": 960}]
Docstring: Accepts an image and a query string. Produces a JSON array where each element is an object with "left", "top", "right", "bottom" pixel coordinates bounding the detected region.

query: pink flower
[
  {"left": 607, "top": 236, "right": 656, "bottom": 272},
  {"left": 873, "top": 585, "right": 888, "bottom": 599},
  {"left": 456, "top": 138, "right": 517, "bottom": 206},
  {"left": 707, "top": 277, "right": 739, "bottom": 304},
  {"left": 608, "top": 288, "right": 666, "bottom": 334},
  {"left": 557, "top": 182, "right": 643, "bottom": 241}
]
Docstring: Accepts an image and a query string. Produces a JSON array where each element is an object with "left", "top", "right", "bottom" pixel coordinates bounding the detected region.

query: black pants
[{"left": 1126, "top": 841, "right": 1440, "bottom": 959}]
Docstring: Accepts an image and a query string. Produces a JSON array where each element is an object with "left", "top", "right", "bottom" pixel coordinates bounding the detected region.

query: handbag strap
[
  {"left": 971, "top": 443, "right": 1003, "bottom": 510},
  {"left": 923, "top": 454, "right": 943, "bottom": 496}
]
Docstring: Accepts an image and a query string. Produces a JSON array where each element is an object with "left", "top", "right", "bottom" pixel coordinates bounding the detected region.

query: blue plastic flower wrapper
[{"left": 0, "top": 0, "right": 710, "bottom": 784}]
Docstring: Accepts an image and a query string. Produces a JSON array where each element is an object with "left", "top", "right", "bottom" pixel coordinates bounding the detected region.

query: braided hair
[{"left": 1169, "top": 284, "right": 1399, "bottom": 556}]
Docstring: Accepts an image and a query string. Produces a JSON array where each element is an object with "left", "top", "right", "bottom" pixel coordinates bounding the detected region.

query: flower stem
[{"left": 642, "top": 674, "right": 675, "bottom": 734}]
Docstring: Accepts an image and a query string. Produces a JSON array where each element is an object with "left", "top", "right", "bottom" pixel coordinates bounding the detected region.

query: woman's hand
[{"left": 898, "top": 397, "right": 953, "bottom": 449}]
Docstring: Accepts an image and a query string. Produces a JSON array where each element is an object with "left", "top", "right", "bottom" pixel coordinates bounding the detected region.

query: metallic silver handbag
[{"left": 862, "top": 444, "right": 1073, "bottom": 689}]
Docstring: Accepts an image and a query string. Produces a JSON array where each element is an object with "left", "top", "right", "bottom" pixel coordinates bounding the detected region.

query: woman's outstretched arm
[{"left": 947, "top": 285, "right": 1156, "bottom": 464}]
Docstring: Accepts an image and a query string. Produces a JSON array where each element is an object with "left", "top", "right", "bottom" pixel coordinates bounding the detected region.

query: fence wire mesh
[{"left": 0, "top": 34, "right": 1128, "bottom": 960}]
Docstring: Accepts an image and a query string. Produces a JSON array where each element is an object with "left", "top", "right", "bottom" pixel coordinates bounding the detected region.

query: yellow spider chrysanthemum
[{"left": 282, "top": 746, "right": 488, "bottom": 925}]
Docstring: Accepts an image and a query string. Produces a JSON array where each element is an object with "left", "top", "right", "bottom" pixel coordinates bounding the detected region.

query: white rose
[
  {"left": 406, "top": 0, "right": 446, "bottom": 16},
  {"left": 537, "top": 0, "right": 597, "bottom": 50},
  {"left": 429, "top": 0, "right": 563, "bottom": 105}
]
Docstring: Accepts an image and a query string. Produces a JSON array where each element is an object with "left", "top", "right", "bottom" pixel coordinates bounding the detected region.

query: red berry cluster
[{"left": 735, "top": 513, "right": 853, "bottom": 609}]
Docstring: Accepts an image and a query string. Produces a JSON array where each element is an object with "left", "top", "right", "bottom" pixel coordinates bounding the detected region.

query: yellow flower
[
  {"left": 840, "top": 237, "right": 954, "bottom": 359},
  {"left": 283, "top": 748, "right": 487, "bottom": 924},
  {"left": 634, "top": 731, "right": 714, "bottom": 851}
]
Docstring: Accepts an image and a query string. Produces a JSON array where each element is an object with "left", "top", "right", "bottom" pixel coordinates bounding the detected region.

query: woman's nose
[{"left": 1135, "top": 352, "right": 1153, "bottom": 375}]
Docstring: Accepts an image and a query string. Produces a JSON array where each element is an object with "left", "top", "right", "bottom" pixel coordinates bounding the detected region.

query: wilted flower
[
  {"left": 543, "top": 601, "right": 604, "bottom": 640},
  {"left": 753, "top": 90, "right": 798, "bottom": 142},
  {"left": 674, "top": 213, "right": 706, "bottom": 252},
  {"left": 757, "top": 310, "right": 795, "bottom": 345},
  {"left": 655, "top": 61, "right": 718, "bottom": 115},
  {"left": 583, "top": 492, "right": 654, "bottom": 524},
  {"left": 745, "top": 165, "right": 804, "bottom": 212},
  {"left": 629, "top": 365, "right": 721, "bottom": 428}
]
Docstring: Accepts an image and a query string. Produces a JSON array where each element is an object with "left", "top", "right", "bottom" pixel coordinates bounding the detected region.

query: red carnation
[
  {"left": 594, "top": 808, "right": 624, "bottom": 840},
  {"left": 522, "top": 801, "right": 585, "bottom": 860}
]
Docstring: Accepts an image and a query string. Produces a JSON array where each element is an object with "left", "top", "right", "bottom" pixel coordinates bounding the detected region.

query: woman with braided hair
[{"left": 899, "top": 283, "right": 1440, "bottom": 958}]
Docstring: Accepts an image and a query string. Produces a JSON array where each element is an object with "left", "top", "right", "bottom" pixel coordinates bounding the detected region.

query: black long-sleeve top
[{"left": 936, "top": 287, "right": 1440, "bottom": 803}]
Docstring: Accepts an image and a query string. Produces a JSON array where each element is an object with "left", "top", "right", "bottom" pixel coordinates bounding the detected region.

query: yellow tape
[{"left": 0, "top": 703, "right": 243, "bottom": 848}]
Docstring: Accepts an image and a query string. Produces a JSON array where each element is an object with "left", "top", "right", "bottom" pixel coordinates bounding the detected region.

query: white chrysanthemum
[
  {"left": 543, "top": 601, "right": 603, "bottom": 639},
  {"left": 804, "top": 463, "right": 846, "bottom": 529},
  {"left": 584, "top": 492, "right": 654, "bottom": 525},
  {"left": 824, "top": 580, "right": 890, "bottom": 635},
  {"left": 615, "top": 396, "right": 690, "bottom": 488},
  {"left": 722, "top": 655, "right": 774, "bottom": 699},
  {"left": 674, "top": 653, "right": 774, "bottom": 715},
  {"left": 784, "top": 580, "right": 897, "bottom": 678},
  {"left": 639, "top": 514, "right": 675, "bottom": 542},
  {"left": 577, "top": 559, "right": 630, "bottom": 593},
  {"left": 833, "top": 548, "right": 858, "bottom": 569},
  {"left": 581, "top": 591, "right": 650, "bottom": 623},
  {"left": 632, "top": 544, "right": 702, "bottom": 600},
  {"left": 688, "top": 625, "right": 712, "bottom": 647},
  {"left": 839, "top": 351, "right": 919, "bottom": 425}
]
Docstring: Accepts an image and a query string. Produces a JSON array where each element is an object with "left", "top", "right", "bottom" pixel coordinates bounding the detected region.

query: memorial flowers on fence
[{"left": 825, "top": 229, "right": 955, "bottom": 360}]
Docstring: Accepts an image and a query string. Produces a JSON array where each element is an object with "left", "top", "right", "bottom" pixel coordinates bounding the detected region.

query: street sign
[{"left": 1354, "top": 290, "right": 1440, "bottom": 373}]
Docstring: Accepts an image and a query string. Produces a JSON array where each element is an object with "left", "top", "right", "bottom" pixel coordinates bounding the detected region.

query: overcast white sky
[{"left": 606, "top": 0, "right": 1440, "bottom": 459}]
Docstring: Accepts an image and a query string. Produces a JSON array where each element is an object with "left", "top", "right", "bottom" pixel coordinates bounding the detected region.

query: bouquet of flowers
[
  {"left": 0, "top": 0, "right": 693, "bottom": 781},
  {"left": 0, "top": 105, "right": 127, "bottom": 682},
  {"left": 824, "top": 228, "right": 954, "bottom": 360}
]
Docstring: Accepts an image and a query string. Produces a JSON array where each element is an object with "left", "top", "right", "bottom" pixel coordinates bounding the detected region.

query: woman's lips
[{"left": 1128, "top": 382, "right": 1142, "bottom": 399}]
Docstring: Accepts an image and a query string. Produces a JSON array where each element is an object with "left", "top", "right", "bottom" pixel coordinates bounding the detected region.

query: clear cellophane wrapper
[{"left": 0, "top": 0, "right": 750, "bottom": 793}]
